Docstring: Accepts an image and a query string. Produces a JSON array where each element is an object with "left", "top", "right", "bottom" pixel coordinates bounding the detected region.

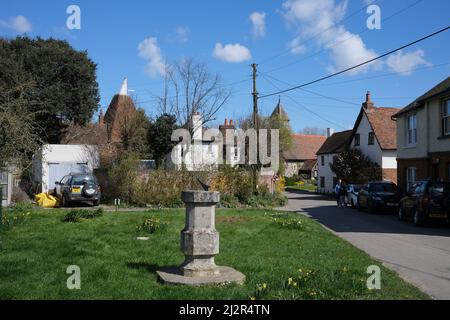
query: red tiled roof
[
  {"left": 283, "top": 134, "right": 327, "bottom": 161},
  {"left": 363, "top": 107, "right": 401, "bottom": 150}
]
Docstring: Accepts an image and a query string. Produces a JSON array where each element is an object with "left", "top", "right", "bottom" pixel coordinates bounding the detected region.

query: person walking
[
  {"left": 334, "top": 179, "right": 342, "bottom": 207},
  {"left": 339, "top": 181, "right": 348, "bottom": 208}
]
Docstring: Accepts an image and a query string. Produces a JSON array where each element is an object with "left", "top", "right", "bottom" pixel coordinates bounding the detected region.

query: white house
[
  {"left": 166, "top": 114, "right": 241, "bottom": 171},
  {"left": 32, "top": 144, "right": 100, "bottom": 193},
  {"left": 350, "top": 92, "right": 400, "bottom": 183},
  {"left": 316, "top": 130, "right": 353, "bottom": 194}
]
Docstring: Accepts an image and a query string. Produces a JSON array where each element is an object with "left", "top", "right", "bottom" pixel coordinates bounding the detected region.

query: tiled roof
[
  {"left": 363, "top": 106, "right": 401, "bottom": 150},
  {"left": 283, "top": 134, "right": 327, "bottom": 161},
  {"left": 393, "top": 76, "right": 450, "bottom": 117},
  {"left": 316, "top": 130, "right": 353, "bottom": 155}
]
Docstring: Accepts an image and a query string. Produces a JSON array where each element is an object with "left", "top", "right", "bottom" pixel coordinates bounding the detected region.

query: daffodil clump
[
  {"left": 272, "top": 216, "right": 303, "bottom": 230},
  {"left": 1, "top": 203, "right": 32, "bottom": 229},
  {"left": 137, "top": 217, "right": 167, "bottom": 234},
  {"left": 249, "top": 283, "right": 269, "bottom": 300}
]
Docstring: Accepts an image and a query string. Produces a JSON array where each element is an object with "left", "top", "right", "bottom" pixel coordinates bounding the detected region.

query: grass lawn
[
  {"left": 0, "top": 208, "right": 428, "bottom": 300},
  {"left": 286, "top": 184, "right": 317, "bottom": 193}
]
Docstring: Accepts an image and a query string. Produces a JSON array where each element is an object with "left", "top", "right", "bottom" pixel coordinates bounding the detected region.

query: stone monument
[{"left": 157, "top": 191, "right": 245, "bottom": 286}]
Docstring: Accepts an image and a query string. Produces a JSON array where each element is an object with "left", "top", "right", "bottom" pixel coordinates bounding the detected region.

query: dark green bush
[{"left": 63, "top": 208, "right": 104, "bottom": 223}]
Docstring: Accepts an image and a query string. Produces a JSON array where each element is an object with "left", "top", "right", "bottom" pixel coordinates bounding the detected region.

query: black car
[
  {"left": 399, "top": 180, "right": 450, "bottom": 227},
  {"left": 54, "top": 173, "right": 101, "bottom": 207},
  {"left": 357, "top": 181, "right": 402, "bottom": 214}
]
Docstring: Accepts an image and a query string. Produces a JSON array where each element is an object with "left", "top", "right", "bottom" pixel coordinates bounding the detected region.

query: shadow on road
[{"left": 284, "top": 192, "right": 450, "bottom": 237}]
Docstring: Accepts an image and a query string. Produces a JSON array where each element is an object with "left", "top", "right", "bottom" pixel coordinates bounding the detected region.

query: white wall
[
  {"left": 317, "top": 153, "right": 336, "bottom": 194},
  {"left": 382, "top": 150, "right": 397, "bottom": 169},
  {"left": 33, "top": 144, "right": 100, "bottom": 192},
  {"left": 396, "top": 106, "right": 428, "bottom": 159},
  {"left": 352, "top": 113, "right": 382, "bottom": 165}
]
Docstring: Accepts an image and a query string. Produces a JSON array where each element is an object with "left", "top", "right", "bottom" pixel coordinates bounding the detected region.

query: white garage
[{"left": 32, "top": 144, "right": 100, "bottom": 193}]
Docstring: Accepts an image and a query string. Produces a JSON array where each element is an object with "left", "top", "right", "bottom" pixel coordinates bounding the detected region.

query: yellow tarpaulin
[{"left": 35, "top": 193, "right": 60, "bottom": 208}]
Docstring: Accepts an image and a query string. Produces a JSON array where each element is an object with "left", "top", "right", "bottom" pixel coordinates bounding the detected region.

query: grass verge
[{"left": 0, "top": 209, "right": 428, "bottom": 300}]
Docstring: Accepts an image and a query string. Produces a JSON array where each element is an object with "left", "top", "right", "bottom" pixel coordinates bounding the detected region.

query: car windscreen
[
  {"left": 71, "top": 176, "right": 96, "bottom": 185},
  {"left": 371, "top": 183, "right": 397, "bottom": 193}
]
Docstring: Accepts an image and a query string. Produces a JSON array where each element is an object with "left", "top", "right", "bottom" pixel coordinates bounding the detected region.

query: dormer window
[{"left": 368, "top": 132, "right": 375, "bottom": 145}]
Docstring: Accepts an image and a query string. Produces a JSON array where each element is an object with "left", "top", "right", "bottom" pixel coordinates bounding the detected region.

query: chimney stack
[
  {"left": 326, "top": 128, "right": 334, "bottom": 138},
  {"left": 363, "top": 91, "right": 374, "bottom": 109}
]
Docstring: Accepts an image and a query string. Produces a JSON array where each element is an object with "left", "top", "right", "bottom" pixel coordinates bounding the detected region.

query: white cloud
[
  {"left": 282, "top": 0, "right": 381, "bottom": 74},
  {"left": 386, "top": 49, "right": 431, "bottom": 75},
  {"left": 249, "top": 12, "right": 266, "bottom": 38},
  {"left": 289, "top": 37, "right": 307, "bottom": 55},
  {"left": 0, "top": 15, "right": 32, "bottom": 33},
  {"left": 137, "top": 37, "right": 166, "bottom": 77},
  {"left": 169, "top": 26, "right": 190, "bottom": 44},
  {"left": 213, "top": 43, "right": 252, "bottom": 63}
]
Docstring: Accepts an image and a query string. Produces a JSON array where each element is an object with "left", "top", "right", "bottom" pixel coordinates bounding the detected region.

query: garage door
[{"left": 48, "top": 163, "right": 89, "bottom": 190}]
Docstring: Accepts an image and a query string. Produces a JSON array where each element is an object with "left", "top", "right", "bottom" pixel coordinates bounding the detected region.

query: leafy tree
[
  {"left": 147, "top": 113, "right": 178, "bottom": 167},
  {"left": 0, "top": 37, "right": 100, "bottom": 143},
  {"left": 121, "top": 108, "right": 151, "bottom": 158},
  {"left": 330, "top": 147, "right": 382, "bottom": 184}
]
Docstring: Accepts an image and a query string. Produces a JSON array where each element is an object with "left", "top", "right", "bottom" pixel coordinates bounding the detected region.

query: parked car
[
  {"left": 54, "top": 173, "right": 101, "bottom": 207},
  {"left": 347, "top": 184, "right": 363, "bottom": 207},
  {"left": 357, "top": 181, "right": 402, "bottom": 214},
  {"left": 399, "top": 180, "right": 450, "bottom": 227}
]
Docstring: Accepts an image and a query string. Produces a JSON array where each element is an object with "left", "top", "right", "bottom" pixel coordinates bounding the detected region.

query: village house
[
  {"left": 283, "top": 134, "right": 326, "bottom": 179},
  {"left": 316, "top": 130, "right": 353, "bottom": 194},
  {"left": 350, "top": 92, "right": 400, "bottom": 183},
  {"left": 393, "top": 76, "right": 450, "bottom": 191}
]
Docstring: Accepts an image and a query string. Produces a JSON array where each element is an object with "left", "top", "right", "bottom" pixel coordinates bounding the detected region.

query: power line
[
  {"left": 260, "top": 73, "right": 348, "bottom": 129},
  {"left": 259, "top": 25, "right": 450, "bottom": 99},
  {"left": 257, "top": 0, "right": 383, "bottom": 65},
  {"left": 260, "top": 72, "right": 361, "bottom": 106},
  {"left": 262, "top": 0, "right": 425, "bottom": 74},
  {"left": 306, "top": 62, "right": 450, "bottom": 88}
]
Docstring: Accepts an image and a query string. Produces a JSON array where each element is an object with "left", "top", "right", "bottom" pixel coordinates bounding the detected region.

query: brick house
[
  {"left": 393, "top": 76, "right": 450, "bottom": 191},
  {"left": 350, "top": 92, "right": 400, "bottom": 183}
]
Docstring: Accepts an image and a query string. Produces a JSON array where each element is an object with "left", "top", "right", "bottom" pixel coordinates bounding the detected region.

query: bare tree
[
  {"left": 0, "top": 82, "right": 44, "bottom": 169},
  {"left": 160, "top": 59, "right": 231, "bottom": 133},
  {"left": 298, "top": 126, "right": 327, "bottom": 136}
]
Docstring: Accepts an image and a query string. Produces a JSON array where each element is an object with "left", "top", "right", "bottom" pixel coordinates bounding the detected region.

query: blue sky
[{"left": 1, "top": 0, "right": 450, "bottom": 132}]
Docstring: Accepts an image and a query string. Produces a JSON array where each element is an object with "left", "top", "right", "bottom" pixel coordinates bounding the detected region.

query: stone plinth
[{"left": 157, "top": 191, "right": 245, "bottom": 286}]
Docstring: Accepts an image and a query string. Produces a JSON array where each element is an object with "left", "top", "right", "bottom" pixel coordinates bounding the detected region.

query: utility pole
[{"left": 251, "top": 63, "right": 259, "bottom": 192}]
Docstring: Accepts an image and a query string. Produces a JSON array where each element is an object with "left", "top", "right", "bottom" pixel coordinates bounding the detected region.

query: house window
[
  {"left": 442, "top": 99, "right": 450, "bottom": 136},
  {"left": 321, "top": 156, "right": 325, "bottom": 166},
  {"left": 406, "top": 167, "right": 417, "bottom": 191},
  {"left": 234, "top": 147, "right": 238, "bottom": 158},
  {"left": 0, "top": 171, "right": 8, "bottom": 200},
  {"left": 407, "top": 114, "right": 417, "bottom": 145},
  {"left": 368, "top": 132, "right": 375, "bottom": 145},
  {"left": 320, "top": 176, "right": 325, "bottom": 188},
  {"left": 354, "top": 134, "right": 360, "bottom": 147}
]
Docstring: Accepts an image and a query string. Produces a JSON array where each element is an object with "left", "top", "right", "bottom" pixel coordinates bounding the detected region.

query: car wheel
[
  {"left": 398, "top": 206, "right": 407, "bottom": 221},
  {"left": 413, "top": 208, "right": 424, "bottom": 227},
  {"left": 368, "top": 200, "right": 376, "bottom": 214},
  {"left": 357, "top": 199, "right": 363, "bottom": 211}
]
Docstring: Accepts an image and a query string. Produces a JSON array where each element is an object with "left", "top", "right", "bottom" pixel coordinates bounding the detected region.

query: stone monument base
[{"left": 157, "top": 266, "right": 245, "bottom": 286}]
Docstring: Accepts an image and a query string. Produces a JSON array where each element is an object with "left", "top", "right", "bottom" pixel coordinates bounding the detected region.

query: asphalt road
[{"left": 278, "top": 191, "right": 450, "bottom": 300}]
